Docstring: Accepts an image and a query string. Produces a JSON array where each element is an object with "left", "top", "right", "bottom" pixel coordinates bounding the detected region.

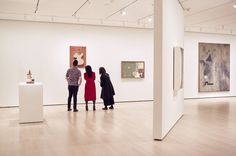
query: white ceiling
[
  {"left": 0, "top": 0, "right": 236, "bottom": 34},
  {"left": 183, "top": 0, "right": 236, "bottom": 35},
  {"left": 0, "top": 0, "right": 154, "bottom": 28}
]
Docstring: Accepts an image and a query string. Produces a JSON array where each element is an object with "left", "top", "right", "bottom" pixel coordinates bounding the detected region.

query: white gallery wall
[
  {"left": 0, "top": 20, "right": 153, "bottom": 107},
  {"left": 153, "top": 0, "right": 184, "bottom": 140},
  {"left": 184, "top": 32, "right": 236, "bottom": 99}
]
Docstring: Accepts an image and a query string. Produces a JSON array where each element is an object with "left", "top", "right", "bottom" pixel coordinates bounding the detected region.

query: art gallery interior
[{"left": 0, "top": 0, "right": 236, "bottom": 155}]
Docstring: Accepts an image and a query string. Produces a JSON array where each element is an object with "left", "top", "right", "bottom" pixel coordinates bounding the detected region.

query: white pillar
[{"left": 153, "top": 0, "right": 185, "bottom": 140}]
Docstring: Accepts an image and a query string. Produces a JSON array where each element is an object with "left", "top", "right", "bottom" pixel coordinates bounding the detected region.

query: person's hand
[{"left": 78, "top": 77, "right": 82, "bottom": 85}]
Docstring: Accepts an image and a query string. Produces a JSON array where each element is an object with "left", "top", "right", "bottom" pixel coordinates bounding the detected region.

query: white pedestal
[{"left": 19, "top": 82, "right": 43, "bottom": 123}]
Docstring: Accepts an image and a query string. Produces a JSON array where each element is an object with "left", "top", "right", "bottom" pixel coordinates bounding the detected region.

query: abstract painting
[
  {"left": 121, "top": 61, "right": 145, "bottom": 79},
  {"left": 173, "top": 47, "right": 184, "bottom": 91},
  {"left": 70, "top": 46, "right": 86, "bottom": 68},
  {"left": 199, "top": 43, "right": 230, "bottom": 92}
]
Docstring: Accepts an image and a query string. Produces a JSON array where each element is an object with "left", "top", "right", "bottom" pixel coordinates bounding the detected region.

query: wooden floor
[{"left": 1, "top": 98, "right": 236, "bottom": 156}]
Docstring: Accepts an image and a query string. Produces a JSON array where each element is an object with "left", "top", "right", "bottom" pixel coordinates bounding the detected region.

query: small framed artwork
[
  {"left": 173, "top": 47, "right": 184, "bottom": 91},
  {"left": 70, "top": 46, "right": 86, "bottom": 68},
  {"left": 121, "top": 61, "right": 145, "bottom": 79}
]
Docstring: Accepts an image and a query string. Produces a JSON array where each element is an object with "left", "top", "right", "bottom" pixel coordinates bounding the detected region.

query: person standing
[
  {"left": 66, "top": 60, "right": 82, "bottom": 112},
  {"left": 84, "top": 65, "right": 96, "bottom": 111},
  {"left": 99, "top": 67, "right": 115, "bottom": 110}
]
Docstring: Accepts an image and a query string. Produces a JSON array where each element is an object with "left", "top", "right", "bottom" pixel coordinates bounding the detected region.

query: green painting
[{"left": 121, "top": 61, "right": 145, "bottom": 79}]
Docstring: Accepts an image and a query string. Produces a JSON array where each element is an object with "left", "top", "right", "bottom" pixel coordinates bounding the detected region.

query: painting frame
[
  {"left": 70, "top": 46, "right": 86, "bottom": 68},
  {"left": 173, "top": 47, "right": 184, "bottom": 91},
  {"left": 121, "top": 61, "right": 145, "bottom": 79},
  {"left": 198, "top": 42, "right": 230, "bottom": 92}
]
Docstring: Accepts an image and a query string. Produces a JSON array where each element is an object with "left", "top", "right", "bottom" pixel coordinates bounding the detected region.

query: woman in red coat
[{"left": 84, "top": 65, "right": 96, "bottom": 111}]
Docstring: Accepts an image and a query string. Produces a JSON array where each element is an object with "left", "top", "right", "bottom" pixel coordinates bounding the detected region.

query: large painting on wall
[
  {"left": 70, "top": 46, "right": 86, "bottom": 68},
  {"left": 121, "top": 61, "right": 145, "bottom": 79},
  {"left": 199, "top": 42, "right": 230, "bottom": 92},
  {"left": 173, "top": 47, "right": 184, "bottom": 91}
]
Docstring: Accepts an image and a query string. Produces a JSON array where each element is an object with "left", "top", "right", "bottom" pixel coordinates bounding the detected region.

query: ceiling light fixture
[
  {"left": 233, "top": 1, "right": 236, "bottom": 8},
  {"left": 147, "top": 17, "right": 152, "bottom": 22},
  {"left": 106, "top": 0, "right": 138, "bottom": 19},
  {"left": 121, "top": 10, "right": 126, "bottom": 16},
  {"left": 137, "top": 14, "right": 153, "bottom": 25}
]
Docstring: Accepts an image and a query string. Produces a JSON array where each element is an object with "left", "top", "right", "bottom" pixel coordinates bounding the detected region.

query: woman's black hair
[
  {"left": 99, "top": 67, "right": 106, "bottom": 75},
  {"left": 85, "top": 65, "right": 93, "bottom": 78}
]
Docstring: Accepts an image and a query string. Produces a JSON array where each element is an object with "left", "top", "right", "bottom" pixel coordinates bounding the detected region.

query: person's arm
[
  {"left": 84, "top": 73, "right": 86, "bottom": 80},
  {"left": 66, "top": 70, "right": 69, "bottom": 81},
  {"left": 79, "top": 77, "right": 82, "bottom": 85},
  {"left": 100, "top": 75, "right": 105, "bottom": 87},
  {"left": 78, "top": 70, "right": 82, "bottom": 85}
]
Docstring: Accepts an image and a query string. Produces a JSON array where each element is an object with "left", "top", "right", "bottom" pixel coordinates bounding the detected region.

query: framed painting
[
  {"left": 173, "top": 47, "right": 184, "bottom": 91},
  {"left": 70, "top": 46, "right": 86, "bottom": 68},
  {"left": 121, "top": 61, "right": 145, "bottom": 79},
  {"left": 199, "top": 42, "right": 230, "bottom": 92}
]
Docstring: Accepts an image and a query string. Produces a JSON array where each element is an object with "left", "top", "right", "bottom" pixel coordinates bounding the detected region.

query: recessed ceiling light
[{"left": 148, "top": 17, "right": 152, "bottom": 22}]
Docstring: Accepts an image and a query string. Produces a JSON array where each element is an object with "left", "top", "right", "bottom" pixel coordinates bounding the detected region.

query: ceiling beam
[
  {"left": 72, "top": 0, "right": 89, "bottom": 17},
  {"left": 34, "top": 0, "right": 40, "bottom": 14},
  {"left": 177, "top": 0, "right": 189, "bottom": 11}
]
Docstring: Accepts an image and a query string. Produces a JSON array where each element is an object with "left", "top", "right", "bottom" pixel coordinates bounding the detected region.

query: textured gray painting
[{"left": 199, "top": 43, "right": 230, "bottom": 92}]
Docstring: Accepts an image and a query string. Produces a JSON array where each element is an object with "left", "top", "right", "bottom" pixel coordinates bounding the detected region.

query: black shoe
[
  {"left": 93, "top": 105, "right": 96, "bottom": 111},
  {"left": 102, "top": 107, "right": 108, "bottom": 110},
  {"left": 73, "top": 109, "right": 78, "bottom": 112},
  {"left": 68, "top": 108, "right": 72, "bottom": 111},
  {"left": 109, "top": 106, "right": 114, "bottom": 109},
  {"left": 86, "top": 106, "right": 88, "bottom": 111}
]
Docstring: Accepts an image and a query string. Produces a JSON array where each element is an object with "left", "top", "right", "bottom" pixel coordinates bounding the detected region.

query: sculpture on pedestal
[{"left": 26, "top": 70, "right": 34, "bottom": 84}]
